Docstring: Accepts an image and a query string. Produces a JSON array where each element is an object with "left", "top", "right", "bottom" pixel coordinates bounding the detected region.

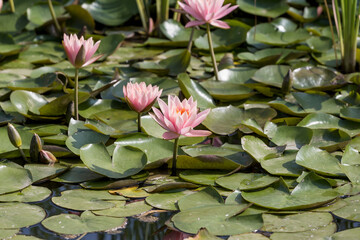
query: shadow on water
[{"left": 18, "top": 183, "right": 173, "bottom": 240}]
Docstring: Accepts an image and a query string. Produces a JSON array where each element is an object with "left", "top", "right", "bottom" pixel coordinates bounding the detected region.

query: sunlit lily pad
[
  {"left": 52, "top": 189, "right": 126, "bottom": 211},
  {"left": 0, "top": 185, "right": 51, "bottom": 203},
  {"left": 145, "top": 189, "right": 194, "bottom": 211},
  {"left": 177, "top": 187, "right": 224, "bottom": 211},
  {"left": 216, "top": 173, "right": 279, "bottom": 191},
  {"left": 270, "top": 126, "right": 312, "bottom": 149},
  {"left": 0, "top": 160, "right": 32, "bottom": 195},
  {"left": 252, "top": 65, "right": 290, "bottom": 88},
  {"left": 0, "top": 202, "right": 45, "bottom": 228},
  {"left": 237, "top": 0, "right": 289, "bottom": 18},
  {"left": 327, "top": 228, "right": 360, "bottom": 239},
  {"left": 42, "top": 210, "right": 126, "bottom": 235},
  {"left": 270, "top": 222, "right": 336, "bottom": 240},
  {"left": 228, "top": 233, "right": 269, "bottom": 240},
  {"left": 261, "top": 151, "right": 305, "bottom": 177},
  {"left": 241, "top": 172, "right": 339, "bottom": 210},
  {"left": 93, "top": 200, "right": 152, "bottom": 217},
  {"left": 242, "top": 135, "right": 284, "bottom": 162},
  {"left": 51, "top": 166, "right": 103, "bottom": 183},
  {"left": 179, "top": 170, "right": 228, "bottom": 186},
  {"left": 24, "top": 163, "right": 68, "bottom": 183}
]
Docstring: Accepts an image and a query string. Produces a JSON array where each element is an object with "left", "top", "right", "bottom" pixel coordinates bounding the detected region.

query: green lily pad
[
  {"left": 0, "top": 229, "right": 19, "bottom": 239},
  {"left": 296, "top": 145, "right": 344, "bottom": 177},
  {"left": 270, "top": 222, "right": 336, "bottom": 240},
  {"left": 52, "top": 189, "right": 126, "bottom": 211},
  {"left": 270, "top": 126, "right": 312, "bottom": 149},
  {"left": 242, "top": 135, "right": 284, "bottom": 162},
  {"left": 216, "top": 173, "right": 279, "bottom": 191},
  {"left": 26, "top": 2, "right": 65, "bottom": 27},
  {"left": 327, "top": 228, "right": 360, "bottom": 240},
  {"left": 0, "top": 185, "right": 51, "bottom": 203},
  {"left": 340, "top": 106, "right": 360, "bottom": 122},
  {"left": 292, "top": 92, "right": 346, "bottom": 114},
  {"left": 291, "top": 66, "right": 345, "bottom": 90},
  {"left": 261, "top": 151, "right": 305, "bottom": 177},
  {"left": 269, "top": 97, "right": 307, "bottom": 117},
  {"left": 179, "top": 170, "right": 228, "bottom": 186},
  {"left": 200, "top": 81, "right": 255, "bottom": 102},
  {"left": 287, "top": 6, "right": 321, "bottom": 23},
  {"left": 172, "top": 204, "right": 263, "bottom": 235},
  {"left": 0, "top": 202, "right": 45, "bottom": 228},
  {"left": 0, "top": 160, "right": 32, "bottom": 195},
  {"left": 92, "top": 200, "right": 152, "bottom": 217},
  {"left": 97, "top": 34, "right": 125, "bottom": 61},
  {"left": 237, "top": 0, "right": 289, "bottom": 18},
  {"left": 217, "top": 67, "right": 257, "bottom": 84},
  {"left": 42, "top": 210, "right": 126, "bottom": 235},
  {"left": 51, "top": 166, "right": 104, "bottom": 183},
  {"left": 262, "top": 212, "right": 333, "bottom": 232},
  {"left": 297, "top": 113, "right": 360, "bottom": 137},
  {"left": 145, "top": 189, "right": 194, "bottom": 211},
  {"left": 228, "top": 233, "right": 269, "bottom": 240},
  {"left": 252, "top": 65, "right": 290, "bottom": 88},
  {"left": 80, "top": 143, "right": 147, "bottom": 179},
  {"left": 310, "top": 129, "right": 351, "bottom": 150},
  {"left": 82, "top": 0, "right": 138, "bottom": 26},
  {"left": 160, "top": 19, "right": 205, "bottom": 42},
  {"left": 177, "top": 187, "right": 224, "bottom": 211},
  {"left": 24, "top": 163, "right": 68, "bottom": 183},
  {"left": 110, "top": 186, "right": 149, "bottom": 198},
  {"left": 241, "top": 172, "right": 339, "bottom": 210}
]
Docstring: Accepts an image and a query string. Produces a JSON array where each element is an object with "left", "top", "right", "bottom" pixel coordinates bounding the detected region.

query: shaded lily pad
[
  {"left": 179, "top": 170, "right": 228, "bottom": 186},
  {"left": 270, "top": 126, "right": 312, "bottom": 149},
  {"left": 241, "top": 172, "right": 339, "bottom": 210},
  {"left": 42, "top": 210, "right": 126, "bottom": 235},
  {"left": 200, "top": 81, "right": 255, "bottom": 102},
  {"left": 145, "top": 189, "right": 194, "bottom": 211},
  {"left": 261, "top": 151, "right": 305, "bottom": 177},
  {"left": 242, "top": 135, "right": 284, "bottom": 162},
  {"left": 52, "top": 189, "right": 126, "bottom": 211},
  {"left": 24, "top": 163, "right": 68, "bottom": 183},
  {"left": 51, "top": 166, "right": 104, "bottom": 183},
  {"left": 292, "top": 92, "right": 345, "bottom": 114},
  {"left": 177, "top": 187, "right": 224, "bottom": 211},
  {"left": 252, "top": 65, "right": 290, "bottom": 88}
]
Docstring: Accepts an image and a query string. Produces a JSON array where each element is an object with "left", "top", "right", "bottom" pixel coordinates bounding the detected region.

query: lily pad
[
  {"left": 0, "top": 202, "right": 45, "bottom": 228},
  {"left": 0, "top": 160, "right": 32, "bottom": 195},
  {"left": 237, "top": 0, "right": 289, "bottom": 18},
  {"left": 215, "top": 173, "right": 279, "bottom": 191},
  {"left": 0, "top": 185, "right": 51, "bottom": 203},
  {"left": 252, "top": 65, "right": 290, "bottom": 88},
  {"left": 92, "top": 200, "right": 152, "bottom": 217},
  {"left": 52, "top": 189, "right": 126, "bottom": 211},
  {"left": 24, "top": 163, "right": 68, "bottom": 183},
  {"left": 241, "top": 172, "right": 339, "bottom": 210},
  {"left": 145, "top": 189, "right": 194, "bottom": 211},
  {"left": 42, "top": 210, "right": 126, "bottom": 235},
  {"left": 51, "top": 166, "right": 104, "bottom": 183},
  {"left": 179, "top": 170, "right": 228, "bottom": 186}
]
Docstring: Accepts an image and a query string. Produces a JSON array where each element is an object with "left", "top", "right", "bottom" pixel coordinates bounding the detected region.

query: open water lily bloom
[
  {"left": 178, "top": 0, "right": 238, "bottom": 29},
  {"left": 123, "top": 82, "right": 163, "bottom": 113},
  {"left": 62, "top": 33, "right": 101, "bottom": 68},
  {"left": 150, "top": 95, "right": 211, "bottom": 140}
]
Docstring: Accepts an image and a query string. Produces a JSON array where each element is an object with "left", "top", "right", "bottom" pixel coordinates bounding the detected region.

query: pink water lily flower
[
  {"left": 62, "top": 33, "right": 101, "bottom": 68},
  {"left": 123, "top": 82, "right": 163, "bottom": 113},
  {"left": 150, "top": 95, "right": 211, "bottom": 140},
  {"left": 178, "top": 0, "right": 238, "bottom": 29}
]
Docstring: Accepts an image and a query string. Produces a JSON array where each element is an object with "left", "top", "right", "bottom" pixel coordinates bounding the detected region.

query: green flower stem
[
  {"left": 187, "top": 27, "right": 195, "bottom": 52},
  {"left": 138, "top": 112, "right": 142, "bottom": 132},
  {"left": 171, "top": 138, "right": 179, "bottom": 176},
  {"left": 206, "top": 23, "right": 219, "bottom": 81},
  {"left": 9, "top": 0, "right": 15, "bottom": 13},
  {"left": 74, "top": 68, "right": 79, "bottom": 120},
  {"left": 18, "top": 147, "right": 29, "bottom": 163},
  {"left": 47, "top": 0, "right": 61, "bottom": 33}
]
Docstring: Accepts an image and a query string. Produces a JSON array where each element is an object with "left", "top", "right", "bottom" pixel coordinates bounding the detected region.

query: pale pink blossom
[
  {"left": 178, "top": 0, "right": 238, "bottom": 29},
  {"left": 62, "top": 33, "right": 101, "bottom": 68},
  {"left": 0, "top": 0, "right": 3, "bottom": 12},
  {"left": 123, "top": 82, "right": 162, "bottom": 113},
  {"left": 150, "top": 95, "right": 211, "bottom": 140}
]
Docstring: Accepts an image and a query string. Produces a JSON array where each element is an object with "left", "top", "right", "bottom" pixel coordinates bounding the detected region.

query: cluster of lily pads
[{"left": 2, "top": 0, "right": 360, "bottom": 239}]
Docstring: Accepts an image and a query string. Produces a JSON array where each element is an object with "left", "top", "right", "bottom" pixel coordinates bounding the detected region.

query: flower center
[{"left": 176, "top": 107, "right": 189, "bottom": 115}]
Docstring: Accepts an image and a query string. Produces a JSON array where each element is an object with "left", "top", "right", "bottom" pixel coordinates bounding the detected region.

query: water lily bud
[
  {"left": 39, "top": 150, "right": 57, "bottom": 165},
  {"left": 30, "top": 133, "right": 42, "bottom": 162},
  {"left": 7, "top": 123, "right": 22, "bottom": 148},
  {"left": 74, "top": 45, "right": 86, "bottom": 69}
]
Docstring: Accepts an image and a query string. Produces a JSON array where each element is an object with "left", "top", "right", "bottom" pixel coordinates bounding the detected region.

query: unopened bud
[
  {"left": 39, "top": 150, "right": 57, "bottom": 165},
  {"left": 74, "top": 45, "right": 86, "bottom": 68},
  {"left": 7, "top": 123, "right": 22, "bottom": 148},
  {"left": 30, "top": 133, "right": 42, "bottom": 162}
]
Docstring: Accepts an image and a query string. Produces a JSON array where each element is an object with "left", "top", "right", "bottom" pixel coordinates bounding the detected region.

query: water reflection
[{"left": 19, "top": 183, "right": 173, "bottom": 240}]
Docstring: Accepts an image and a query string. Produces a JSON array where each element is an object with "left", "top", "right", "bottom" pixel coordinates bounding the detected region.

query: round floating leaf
[
  {"left": 270, "top": 222, "right": 336, "bottom": 240},
  {"left": 52, "top": 189, "right": 125, "bottom": 211},
  {"left": 0, "top": 160, "right": 32, "bottom": 195},
  {"left": 172, "top": 204, "right": 263, "bottom": 235},
  {"left": 270, "top": 126, "right": 312, "bottom": 149},
  {"left": 310, "top": 129, "right": 350, "bottom": 150},
  {"left": 328, "top": 228, "right": 360, "bottom": 240},
  {"left": 111, "top": 186, "right": 150, "bottom": 198},
  {"left": 42, "top": 210, "right": 126, "bottom": 235},
  {"left": 0, "top": 185, "right": 51, "bottom": 203},
  {"left": 24, "top": 163, "right": 68, "bottom": 183},
  {"left": 242, "top": 135, "right": 284, "bottom": 162},
  {"left": 237, "top": 0, "right": 289, "bottom": 18},
  {"left": 261, "top": 151, "right": 305, "bottom": 177},
  {"left": 179, "top": 170, "right": 228, "bottom": 186},
  {"left": 228, "top": 233, "right": 269, "bottom": 240},
  {"left": 0, "top": 202, "right": 45, "bottom": 228},
  {"left": 215, "top": 173, "right": 279, "bottom": 191},
  {"left": 217, "top": 67, "right": 257, "bottom": 84},
  {"left": 82, "top": 0, "right": 138, "bottom": 26},
  {"left": 27, "top": 2, "right": 64, "bottom": 27},
  {"left": 97, "top": 34, "right": 125, "bottom": 60},
  {"left": 297, "top": 113, "right": 360, "bottom": 137},
  {"left": 252, "top": 65, "right": 290, "bottom": 88},
  {"left": 51, "top": 166, "right": 103, "bottom": 183},
  {"left": 10, "top": 90, "right": 48, "bottom": 116},
  {"left": 306, "top": 36, "right": 333, "bottom": 53},
  {"left": 65, "top": 5, "right": 95, "bottom": 32},
  {"left": 93, "top": 200, "right": 152, "bottom": 217},
  {"left": 160, "top": 19, "right": 205, "bottom": 42},
  {"left": 202, "top": 106, "right": 243, "bottom": 135},
  {"left": 292, "top": 66, "right": 345, "bottom": 90},
  {"left": 262, "top": 212, "right": 333, "bottom": 232},
  {"left": 287, "top": 6, "right": 321, "bottom": 23},
  {"left": 340, "top": 106, "right": 360, "bottom": 122},
  {"left": 200, "top": 81, "right": 255, "bottom": 102},
  {"left": 0, "top": 229, "right": 19, "bottom": 239},
  {"left": 80, "top": 143, "right": 146, "bottom": 179},
  {"left": 242, "top": 172, "right": 339, "bottom": 210},
  {"left": 177, "top": 187, "right": 224, "bottom": 211},
  {"left": 296, "top": 145, "right": 344, "bottom": 177},
  {"left": 145, "top": 189, "right": 194, "bottom": 211}
]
